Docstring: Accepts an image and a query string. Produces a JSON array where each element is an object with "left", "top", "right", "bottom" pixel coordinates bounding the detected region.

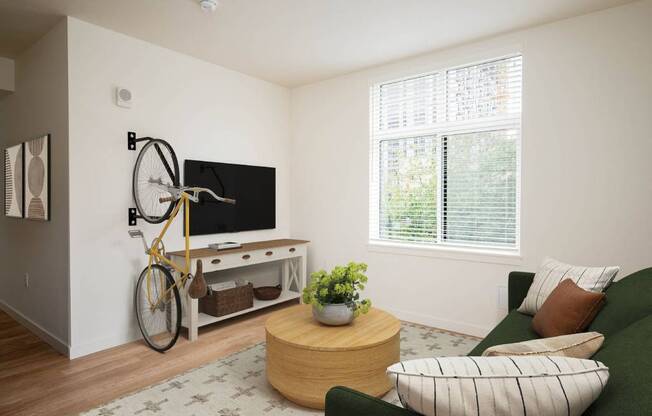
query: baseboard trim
[
  {"left": 0, "top": 299, "right": 70, "bottom": 357},
  {"left": 68, "top": 311, "right": 492, "bottom": 357},
  {"left": 69, "top": 332, "right": 140, "bottom": 359},
  {"left": 382, "top": 306, "right": 493, "bottom": 338}
]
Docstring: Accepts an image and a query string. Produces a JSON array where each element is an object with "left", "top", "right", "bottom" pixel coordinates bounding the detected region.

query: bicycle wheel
[
  {"left": 135, "top": 264, "right": 181, "bottom": 352},
  {"left": 132, "top": 139, "right": 180, "bottom": 224}
]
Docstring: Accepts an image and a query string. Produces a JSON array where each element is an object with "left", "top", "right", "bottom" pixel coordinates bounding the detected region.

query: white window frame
[{"left": 368, "top": 54, "right": 522, "bottom": 259}]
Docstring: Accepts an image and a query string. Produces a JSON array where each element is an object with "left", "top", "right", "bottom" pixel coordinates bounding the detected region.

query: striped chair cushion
[
  {"left": 482, "top": 332, "right": 604, "bottom": 358},
  {"left": 518, "top": 258, "right": 619, "bottom": 315},
  {"left": 387, "top": 356, "right": 609, "bottom": 416}
]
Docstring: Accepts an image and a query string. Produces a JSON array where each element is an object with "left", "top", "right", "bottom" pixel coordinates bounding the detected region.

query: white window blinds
[
  {"left": 370, "top": 55, "right": 521, "bottom": 250},
  {"left": 379, "top": 136, "right": 438, "bottom": 243}
]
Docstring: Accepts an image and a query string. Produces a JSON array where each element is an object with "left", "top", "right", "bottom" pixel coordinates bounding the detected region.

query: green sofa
[{"left": 325, "top": 268, "right": 652, "bottom": 416}]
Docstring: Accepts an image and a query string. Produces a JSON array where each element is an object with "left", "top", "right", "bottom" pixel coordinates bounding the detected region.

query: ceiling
[{"left": 0, "top": 0, "right": 637, "bottom": 87}]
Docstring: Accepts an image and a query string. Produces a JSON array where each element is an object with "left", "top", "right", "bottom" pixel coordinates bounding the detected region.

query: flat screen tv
[{"left": 184, "top": 160, "right": 276, "bottom": 236}]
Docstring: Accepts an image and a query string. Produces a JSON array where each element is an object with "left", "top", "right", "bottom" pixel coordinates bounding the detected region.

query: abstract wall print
[
  {"left": 24, "top": 134, "right": 50, "bottom": 221},
  {"left": 4, "top": 143, "right": 24, "bottom": 218}
]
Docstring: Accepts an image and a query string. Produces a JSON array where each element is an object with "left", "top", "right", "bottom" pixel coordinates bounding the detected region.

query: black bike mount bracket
[
  {"left": 127, "top": 131, "right": 137, "bottom": 150},
  {"left": 129, "top": 208, "right": 143, "bottom": 226},
  {"left": 128, "top": 131, "right": 155, "bottom": 151}
]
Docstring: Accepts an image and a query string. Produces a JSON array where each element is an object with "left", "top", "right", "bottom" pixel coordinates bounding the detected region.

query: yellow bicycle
[{"left": 129, "top": 137, "right": 235, "bottom": 352}]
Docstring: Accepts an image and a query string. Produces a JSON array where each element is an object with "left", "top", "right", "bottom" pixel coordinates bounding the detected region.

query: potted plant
[{"left": 302, "top": 262, "right": 372, "bottom": 326}]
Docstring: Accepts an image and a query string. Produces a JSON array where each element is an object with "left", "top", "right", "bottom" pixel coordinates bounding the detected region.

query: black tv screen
[{"left": 184, "top": 160, "right": 276, "bottom": 236}]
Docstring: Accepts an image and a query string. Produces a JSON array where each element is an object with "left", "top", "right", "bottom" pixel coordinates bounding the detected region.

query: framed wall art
[
  {"left": 24, "top": 134, "right": 50, "bottom": 221},
  {"left": 4, "top": 142, "right": 24, "bottom": 218}
]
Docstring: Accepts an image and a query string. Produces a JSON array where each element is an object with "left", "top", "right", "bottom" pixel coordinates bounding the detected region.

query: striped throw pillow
[
  {"left": 387, "top": 356, "right": 609, "bottom": 416},
  {"left": 482, "top": 332, "right": 604, "bottom": 358},
  {"left": 518, "top": 258, "right": 619, "bottom": 315}
]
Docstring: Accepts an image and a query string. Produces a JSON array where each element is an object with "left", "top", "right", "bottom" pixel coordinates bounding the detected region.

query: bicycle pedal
[{"left": 128, "top": 229, "right": 144, "bottom": 238}]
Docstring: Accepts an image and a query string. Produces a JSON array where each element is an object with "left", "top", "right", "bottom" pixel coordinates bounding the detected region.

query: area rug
[{"left": 81, "top": 322, "right": 480, "bottom": 416}]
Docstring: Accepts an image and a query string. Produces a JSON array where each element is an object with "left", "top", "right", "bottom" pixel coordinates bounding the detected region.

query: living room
[{"left": 0, "top": 1, "right": 650, "bottom": 415}]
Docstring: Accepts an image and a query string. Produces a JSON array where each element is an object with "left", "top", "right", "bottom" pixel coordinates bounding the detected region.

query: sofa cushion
[
  {"left": 482, "top": 332, "right": 604, "bottom": 358},
  {"left": 468, "top": 309, "right": 537, "bottom": 356},
  {"left": 532, "top": 279, "right": 606, "bottom": 337},
  {"left": 518, "top": 258, "right": 619, "bottom": 315},
  {"left": 387, "top": 356, "right": 609, "bottom": 416},
  {"left": 586, "top": 315, "right": 652, "bottom": 415},
  {"left": 588, "top": 267, "right": 652, "bottom": 337}
]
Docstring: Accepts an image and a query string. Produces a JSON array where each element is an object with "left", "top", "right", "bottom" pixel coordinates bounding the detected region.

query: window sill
[{"left": 367, "top": 240, "right": 523, "bottom": 266}]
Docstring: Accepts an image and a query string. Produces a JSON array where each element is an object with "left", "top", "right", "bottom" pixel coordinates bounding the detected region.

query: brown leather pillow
[{"left": 532, "top": 279, "right": 606, "bottom": 337}]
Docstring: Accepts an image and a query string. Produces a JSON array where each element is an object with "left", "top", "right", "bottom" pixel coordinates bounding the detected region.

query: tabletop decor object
[{"left": 302, "top": 261, "right": 371, "bottom": 326}]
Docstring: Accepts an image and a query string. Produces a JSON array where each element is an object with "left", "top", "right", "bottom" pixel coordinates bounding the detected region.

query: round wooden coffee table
[{"left": 265, "top": 304, "right": 400, "bottom": 409}]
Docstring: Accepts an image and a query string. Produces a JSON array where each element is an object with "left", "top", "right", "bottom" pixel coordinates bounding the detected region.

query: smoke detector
[{"left": 199, "top": 0, "right": 218, "bottom": 12}]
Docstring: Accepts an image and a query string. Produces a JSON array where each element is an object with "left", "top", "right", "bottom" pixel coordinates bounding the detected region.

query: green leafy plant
[{"left": 302, "top": 262, "right": 372, "bottom": 317}]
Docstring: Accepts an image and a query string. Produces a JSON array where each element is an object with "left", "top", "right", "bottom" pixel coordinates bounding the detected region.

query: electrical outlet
[{"left": 24, "top": 273, "right": 29, "bottom": 288}]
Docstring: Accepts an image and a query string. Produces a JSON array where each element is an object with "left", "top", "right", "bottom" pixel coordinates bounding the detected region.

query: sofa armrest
[
  {"left": 508, "top": 271, "right": 535, "bottom": 311},
  {"left": 325, "top": 386, "right": 416, "bottom": 416}
]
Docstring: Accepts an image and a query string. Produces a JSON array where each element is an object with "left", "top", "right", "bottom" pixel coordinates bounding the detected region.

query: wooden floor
[{"left": 0, "top": 300, "right": 299, "bottom": 416}]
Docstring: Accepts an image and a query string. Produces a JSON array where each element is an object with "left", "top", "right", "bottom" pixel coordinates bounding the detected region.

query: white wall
[
  {"left": 290, "top": 1, "right": 652, "bottom": 336},
  {"left": 0, "top": 20, "right": 69, "bottom": 353},
  {"left": 67, "top": 18, "right": 291, "bottom": 357},
  {"left": 0, "top": 56, "right": 15, "bottom": 95}
]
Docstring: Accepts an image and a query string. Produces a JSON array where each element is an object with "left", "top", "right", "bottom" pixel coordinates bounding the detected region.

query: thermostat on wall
[{"left": 116, "top": 87, "right": 132, "bottom": 108}]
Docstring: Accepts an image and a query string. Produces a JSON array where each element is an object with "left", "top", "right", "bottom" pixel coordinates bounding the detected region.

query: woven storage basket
[
  {"left": 253, "top": 284, "right": 282, "bottom": 301},
  {"left": 199, "top": 283, "right": 254, "bottom": 317}
]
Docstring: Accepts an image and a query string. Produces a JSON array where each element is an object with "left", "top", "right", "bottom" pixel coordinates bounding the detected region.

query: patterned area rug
[{"left": 81, "top": 322, "right": 480, "bottom": 416}]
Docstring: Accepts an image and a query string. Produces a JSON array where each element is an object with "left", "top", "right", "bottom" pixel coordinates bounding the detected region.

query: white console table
[{"left": 168, "top": 239, "right": 309, "bottom": 341}]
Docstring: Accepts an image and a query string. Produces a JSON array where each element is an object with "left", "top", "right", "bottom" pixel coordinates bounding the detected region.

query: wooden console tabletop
[{"left": 168, "top": 238, "right": 309, "bottom": 258}]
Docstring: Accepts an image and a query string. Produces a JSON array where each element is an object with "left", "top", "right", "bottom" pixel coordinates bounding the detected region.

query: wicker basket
[
  {"left": 199, "top": 283, "right": 254, "bottom": 317},
  {"left": 253, "top": 285, "right": 282, "bottom": 301}
]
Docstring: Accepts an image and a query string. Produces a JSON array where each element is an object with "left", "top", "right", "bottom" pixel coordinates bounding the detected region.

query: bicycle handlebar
[
  {"left": 158, "top": 187, "right": 236, "bottom": 205},
  {"left": 188, "top": 187, "right": 236, "bottom": 205}
]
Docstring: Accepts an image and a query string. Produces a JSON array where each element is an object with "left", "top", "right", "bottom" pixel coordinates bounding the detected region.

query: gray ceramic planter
[{"left": 312, "top": 303, "right": 355, "bottom": 326}]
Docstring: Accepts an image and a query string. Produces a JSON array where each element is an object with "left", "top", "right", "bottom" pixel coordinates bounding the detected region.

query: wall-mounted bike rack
[
  {"left": 127, "top": 131, "right": 156, "bottom": 151},
  {"left": 127, "top": 131, "right": 181, "bottom": 227},
  {"left": 128, "top": 131, "right": 151, "bottom": 226},
  {"left": 128, "top": 208, "right": 140, "bottom": 226}
]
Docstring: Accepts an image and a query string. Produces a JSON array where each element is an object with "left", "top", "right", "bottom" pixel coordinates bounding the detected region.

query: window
[{"left": 370, "top": 55, "right": 522, "bottom": 251}]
